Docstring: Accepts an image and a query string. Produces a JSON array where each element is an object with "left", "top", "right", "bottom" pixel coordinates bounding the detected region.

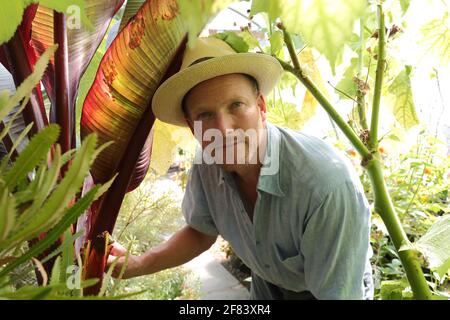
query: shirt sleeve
[
  {"left": 182, "top": 164, "right": 219, "bottom": 236},
  {"left": 301, "top": 180, "right": 372, "bottom": 300}
]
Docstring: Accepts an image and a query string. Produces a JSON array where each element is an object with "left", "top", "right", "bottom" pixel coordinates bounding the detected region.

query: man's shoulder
[{"left": 275, "top": 125, "right": 361, "bottom": 193}]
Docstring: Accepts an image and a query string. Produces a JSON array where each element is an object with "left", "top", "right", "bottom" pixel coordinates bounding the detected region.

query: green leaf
[
  {"left": 267, "top": 101, "right": 302, "bottom": 130},
  {"left": 420, "top": 12, "right": 450, "bottom": 66},
  {"left": 179, "top": 0, "right": 233, "bottom": 48},
  {"left": 387, "top": 67, "right": 420, "bottom": 129},
  {"left": 0, "top": 175, "right": 114, "bottom": 280},
  {"left": 59, "top": 229, "right": 76, "bottom": 286},
  {"left": 0, "top": 1, "right": 26, "bottom": 45},
  {"left": 119, "top": 0, "right": 146, "bottom": 31},
  {"left": 335, "top": 58, "right": 358, "bottom": 99},
  {"left": 50, "top": 256, "right": 62, "bottom": 286},
  {"left": 280, "top": 0, "right": 367, "bottom": 73},
  {"left": 3, "top": 124, "right": 60, "bottom": 190},
  {"left": 0, "top": 45, "right": 57, "bottom": 121},
  {"left": 239, "top": 29, "right": 261, "bottom": 51},
  {"left": 399, "top": 0, "right": 411, "bottom": 16},
  {"left": 212, "top": 31, "right": 249, "bottom": 53},
  {"left": 269, "top": 30, "right": 283, "bottom": 55},
  {"left": 0, "top": 181, "right": 16, "bottom": 242},
  {"left": 414, "top": 215, "right": 450, "bottom": 278},
  {"left": 250, "top": 0, "right": 281, "bottom": 23},
  {"left": 380, "top": 280, "right": 407, "bottom": 300},
  {"left": 297, "top": 48, "right": 327, "bottom": 128},
  {"left": 7, "top": 134, "right": 106, "bottom": 244}
]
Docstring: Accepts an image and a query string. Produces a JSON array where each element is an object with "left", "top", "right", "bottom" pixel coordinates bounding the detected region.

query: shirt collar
[{"left": 218, "top": 122, "right": 285, "bottom": 197}]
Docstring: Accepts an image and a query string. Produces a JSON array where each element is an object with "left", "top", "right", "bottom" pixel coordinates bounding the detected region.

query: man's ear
[
  {"left": 186, "top": 118, "right": 194, "bottom": 134},
  {"left": 257, "top": 94, "right": 267, "bottom": 121}
]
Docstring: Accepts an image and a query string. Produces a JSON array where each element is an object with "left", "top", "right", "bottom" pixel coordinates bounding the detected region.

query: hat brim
[{"left": 151, "top": 53, "right": 284, "bottom": 127}]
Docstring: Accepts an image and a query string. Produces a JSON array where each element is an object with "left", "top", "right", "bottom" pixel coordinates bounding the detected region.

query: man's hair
[{"left": 181, "top": 73, "right": 260, "bottom": 119}]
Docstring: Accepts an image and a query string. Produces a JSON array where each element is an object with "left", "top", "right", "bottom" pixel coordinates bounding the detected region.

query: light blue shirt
[{"left": 182, "top": 122, "right": 373, "bottom": 299}]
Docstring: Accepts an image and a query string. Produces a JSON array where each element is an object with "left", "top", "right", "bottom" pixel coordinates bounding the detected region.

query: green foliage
[
  {"left": 0, "top": 0, "right": 94, "bottom": 45},
  {"left": 107, "top": 171, "right": 200, "bottom": 299},
  {"left": 282, "top": 0, "right": 366, "bottom": 73},
  {"left": 387, "top": 66, "right": 420, "bottom": 129},
  {"left": 178, "top": 0, "right": 233, "bottom": 48},
  {"left": 213, "top": 31, "right": 249, "bottom": 53},
  {"left": 364, "top": 131, "right": 450, "bottom": 298},
  {"left": 421, "top": 12, "right": 450, "bottom": 66},
  {"left": 413, "top": 215, "right": 450, "bottom": 278},
  {"left": 0, "top": 47, "right": 113, "bottom": 299}
]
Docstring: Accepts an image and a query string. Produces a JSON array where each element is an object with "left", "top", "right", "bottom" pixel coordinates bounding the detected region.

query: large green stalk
[
  {"left": 279, "top": 8, "right": 433, "bottom": 298},
  {"left": 366, "top": 158, "right": 433, "bottom": 299}
]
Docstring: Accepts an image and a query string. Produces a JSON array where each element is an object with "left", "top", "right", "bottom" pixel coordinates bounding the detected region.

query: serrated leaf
[
  {"left": 0, "top": 176, "right": 114, "bottom": 280},
  {"left": 3, "top": 124, "right": 59, "bottom": 190},
  {"left": 415, "top": 215, "right": 450, "bottom": 278},
  {"left": 16, "top": 145, "right": 61, "bottom": 220},
  {"left": 0, "top": 181, "right": 16, "bottom": 242},
  {"left": 60, "top": 229, "right": 75, "bottom": 286},
  {"left": 0, "top": 45, "right": 57, "bottom": 121},
  {"left": 0, "top": 1, "right": 26, "bottom": 45},
  {"left": 280, "top": 0, "right": 367, "bottom": 73},
  {"left": 387, "top": 67, "right": 419, "bottom": 129},
  {"left": 8, "top": 134, "right": 103, "bottom": 244}
]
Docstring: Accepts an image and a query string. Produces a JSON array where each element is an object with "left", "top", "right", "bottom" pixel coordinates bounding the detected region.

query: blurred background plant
[{"left": 103, "top": 170, "right": 200, "bottom": 300}]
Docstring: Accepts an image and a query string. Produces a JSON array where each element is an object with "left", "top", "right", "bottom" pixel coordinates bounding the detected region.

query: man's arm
[{"left": 107, "top": 225, "right": 217, "bottom": 279}]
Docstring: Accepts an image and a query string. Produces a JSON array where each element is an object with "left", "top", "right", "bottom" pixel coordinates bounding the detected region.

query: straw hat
[{"left": 151, "top": 36, "right": 283, "bottom": 127}]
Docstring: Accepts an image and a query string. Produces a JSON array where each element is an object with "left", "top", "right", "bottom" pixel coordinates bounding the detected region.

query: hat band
[{"left": 188, "top": 56, "right": 214, "bottom": 67}]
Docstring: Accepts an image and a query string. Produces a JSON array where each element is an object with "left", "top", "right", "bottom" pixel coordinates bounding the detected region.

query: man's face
[{"left": 184, "top": 73, "right": 267, "bottom": 171}]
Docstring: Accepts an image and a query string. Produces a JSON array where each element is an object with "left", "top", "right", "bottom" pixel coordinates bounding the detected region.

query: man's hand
[{"left": 107, "top": 242, "right": 143, "bottom": 279}]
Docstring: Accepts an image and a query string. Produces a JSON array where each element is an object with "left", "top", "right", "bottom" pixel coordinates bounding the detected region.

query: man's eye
[
  {"left": 231, "top": 101, "right": 244, "bottom": 108},
  {"left": 197, "top": 112, "right": 212, "bottom": 120}
]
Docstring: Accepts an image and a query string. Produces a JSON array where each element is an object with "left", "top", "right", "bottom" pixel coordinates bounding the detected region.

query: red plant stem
[
  {"left": 2, "top": 31, "right": 48, "bottom": 135},
  {"left": 53, "top": 12, "right": 71, "bottom": 155}
]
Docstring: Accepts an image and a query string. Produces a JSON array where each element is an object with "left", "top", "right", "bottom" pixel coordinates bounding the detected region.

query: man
[{"left": 108, "top": 37, "right": 374, "bottom": 300}]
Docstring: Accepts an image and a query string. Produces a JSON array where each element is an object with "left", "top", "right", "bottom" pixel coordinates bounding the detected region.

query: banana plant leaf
[
  {"left": 30, "top": 0, "right": 125, "bottom": 147},
  {"left": 81, "top": 0, "right": 186, "bottom": 187},
  {"left": 118, "top": 0, "right": 147, "bottom": 31}
]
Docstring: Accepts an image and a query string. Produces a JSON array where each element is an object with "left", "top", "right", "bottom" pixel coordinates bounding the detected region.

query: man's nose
[{"left": 214, "top": 112, "right": 234, "bottom": 137}]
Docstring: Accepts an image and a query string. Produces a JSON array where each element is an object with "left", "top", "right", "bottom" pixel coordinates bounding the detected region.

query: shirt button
[
  {"left": 256, "top": 240, "right": 260, "bottom": 245},
  {"left": 264, "top": 264, "right": 270, "bottom": 269}
]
